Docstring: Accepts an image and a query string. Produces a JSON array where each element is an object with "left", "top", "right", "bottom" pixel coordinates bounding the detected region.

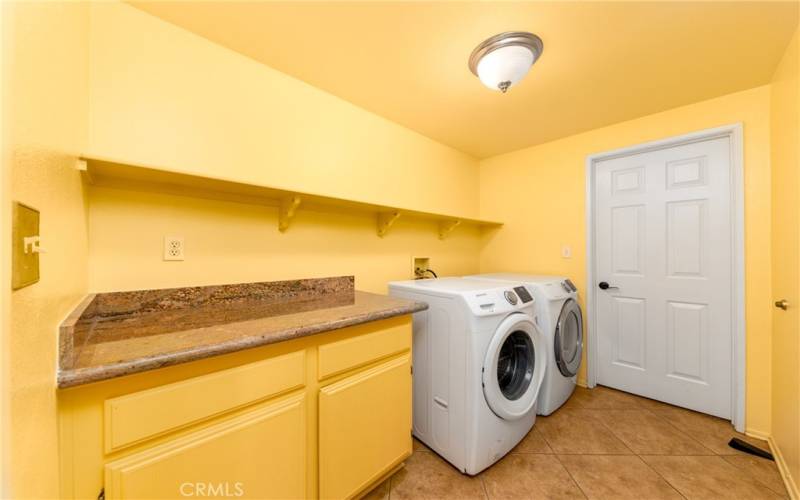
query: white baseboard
[{"left": 769, "top": 436, "right": 799, "bottom": 500}]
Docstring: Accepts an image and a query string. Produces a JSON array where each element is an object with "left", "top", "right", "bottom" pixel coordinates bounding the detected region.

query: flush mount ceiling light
[{"left": 468, "top": 31, "right": 544, "bottom": 93}]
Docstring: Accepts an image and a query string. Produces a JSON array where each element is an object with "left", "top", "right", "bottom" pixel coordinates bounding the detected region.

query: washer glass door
[
  {"left": 482, "top": 315, "right": 547, "bottom": 420},
  {"left": 554, "top": 299, "right": 583, "bottom": 377},
  {"left": 497, "top": 330, "right": 535, "bottom": 401}
]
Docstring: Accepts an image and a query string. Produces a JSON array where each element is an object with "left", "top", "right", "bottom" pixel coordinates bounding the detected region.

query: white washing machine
[
  {"left": 388, "top": 278, "right": 547, "bottom": 475},
  {"left": 468, "top": 274, "right": 583, "bottom": 415}
]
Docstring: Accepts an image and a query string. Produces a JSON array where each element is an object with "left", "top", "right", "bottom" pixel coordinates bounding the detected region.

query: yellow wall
[
  {"left": 85, "top": 2, "right": 483, "bottom": 295},
  {"left": 770, "top": 27, "right": 800, "bottom": 497},
  {"left": 88, "top": 185, "right": 480, "bottom": 293},
  {"left": 0, "top": 2, "right": 11, "bottom": 495},
  {"left": 88, "top": 2, "right": 479, "bottom": 219},
  {"left": 2, "top": 1, "right": 90, "bottom": 497},
  {"left": 479, "top": 85, "right": 773, "bottom": 437}
]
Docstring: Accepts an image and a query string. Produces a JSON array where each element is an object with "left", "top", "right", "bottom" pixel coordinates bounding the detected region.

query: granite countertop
[{"left": 58, "top": 276, "right": 427, "bottom": 388}]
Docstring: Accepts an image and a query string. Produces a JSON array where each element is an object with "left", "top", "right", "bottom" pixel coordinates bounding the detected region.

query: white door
[{"left": 594, "top": 136, "right": 733, "bottom": 419}]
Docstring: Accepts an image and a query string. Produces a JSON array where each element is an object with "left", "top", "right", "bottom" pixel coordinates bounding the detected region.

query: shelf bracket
[
  {"left": 377, "top": 211, "right": 401, "bottom": 238},
  {"left": 75, "top": 159, "right": 93, "bottom": 184},
  {"left": 278, "top": 196, "right": 302, "bottom": 232},
  {"left": 438, "top": 219, "right": 461, "bottom": 240}
]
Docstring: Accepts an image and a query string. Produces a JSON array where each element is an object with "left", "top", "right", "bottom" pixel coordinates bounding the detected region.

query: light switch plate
[
  {"left": 561, "top": 245, "right": 572, "bottom": 259},
  {"left": 12, "top": 202, "right": 40, "bottom": 289}
]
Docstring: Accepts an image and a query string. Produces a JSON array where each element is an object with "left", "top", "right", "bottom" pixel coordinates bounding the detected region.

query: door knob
[
  {"left": 775, "top": 299, "right": 789, "bottom": 310},
  {"left": 598, "top": 281, "right": 619, "bottom": 290}
]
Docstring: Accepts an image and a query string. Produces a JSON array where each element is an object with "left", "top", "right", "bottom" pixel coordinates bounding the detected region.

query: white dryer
[
  {"left": 468, "top": 274, "right": 583, "bottom": 415},
  {"left": 388, "top": 278, "right": 547, "bottom": 475}
]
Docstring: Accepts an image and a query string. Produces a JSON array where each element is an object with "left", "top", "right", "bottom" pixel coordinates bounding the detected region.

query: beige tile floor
[{"left": 364, "top": 386, "right": 789, "bottom": 499}]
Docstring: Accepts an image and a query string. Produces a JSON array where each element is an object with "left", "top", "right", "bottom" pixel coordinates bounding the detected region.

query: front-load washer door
[
  {"left": 554, "top": 298, "right": 583, "bottom": 377},
  {"left": 482, "top": 314, "right": 547, "bottom": 420}
]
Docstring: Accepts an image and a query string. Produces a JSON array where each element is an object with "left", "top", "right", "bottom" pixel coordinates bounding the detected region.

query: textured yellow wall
[
  {"left": 479, "top": 86, "right": 773, "bottom": 437},
  {"left": 770, "top": 27, "right": 800, "bottom": 496},
  {"left": 88, "top": 2, "right": 480, "bottom": 219},
  {"left": 3, "top": 1, "right": 90, "bottom": 497}
]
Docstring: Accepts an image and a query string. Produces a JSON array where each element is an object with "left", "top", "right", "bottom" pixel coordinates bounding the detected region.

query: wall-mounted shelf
[{"left": 77, "top": 157, "right": 503, "bottom": 238}]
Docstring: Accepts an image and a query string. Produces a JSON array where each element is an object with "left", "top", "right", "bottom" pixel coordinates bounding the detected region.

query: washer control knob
[{"left": 504, "top": 290, "right": 518, "bottom": 305}]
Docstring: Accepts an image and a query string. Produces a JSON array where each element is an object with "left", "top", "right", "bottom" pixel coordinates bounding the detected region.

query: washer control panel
[
  {"left": 465, "top": 287, "right": 536, "bottom": 316},
  {"left": 514, "top": 286, "right": 534, "bottom": 303},
  {"left": 561, "top": 279, "right": 578, "bottom": 293}
]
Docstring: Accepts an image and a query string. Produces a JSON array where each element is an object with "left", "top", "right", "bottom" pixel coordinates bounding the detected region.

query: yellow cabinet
[
  {"left": 58, "top": 315, "right": 413, "bottom": 500},
  {"left": 105, "top": 394, "right": 306, "bottom": 500},
  {"left": 319, "top": 355, "right": 412, "bottom": 500}
]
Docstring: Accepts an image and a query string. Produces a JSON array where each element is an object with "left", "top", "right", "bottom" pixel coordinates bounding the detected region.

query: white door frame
[{"left": 584, "top": 123, "right": 745, "bottom": 432}]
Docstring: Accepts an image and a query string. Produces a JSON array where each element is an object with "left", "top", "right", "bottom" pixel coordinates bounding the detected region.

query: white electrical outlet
[
  {"left": 164, "top": 236, "right": 185, "bottom": 261},
  {"left": 561, "top": 245, "right": 572, "bottom": 259}
]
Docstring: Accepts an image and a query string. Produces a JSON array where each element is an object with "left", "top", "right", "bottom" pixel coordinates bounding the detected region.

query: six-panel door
[{"left": 595, "top": 136, "right": 733, "bottom": 418}]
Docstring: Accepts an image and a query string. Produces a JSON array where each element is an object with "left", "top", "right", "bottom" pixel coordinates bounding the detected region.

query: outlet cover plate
[
  {"left": 12, "top": 202, "right": 40, "bottom": 289},
  {"left": 164, "top": 236, "right": 185, "bottom": 261}
]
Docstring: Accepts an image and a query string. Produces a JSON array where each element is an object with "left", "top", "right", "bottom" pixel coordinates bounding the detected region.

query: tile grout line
[
  {"left": 534, "top": 420, "right": 558, "bottom": 453},
  {"left": 537, "top": 403, "right": 638, "bottom": 455},
  {"left": 628, "top": 396, "right": 787, "bottom": 497},
  {"left": 633, "top": 453, "right": 689, "bottom": 500},
  {"left": 551, "top": 452, "right": 589, "bottom": 499},
  {"left": 565, "top": 394, "right": 692, "bottom": 498},
  {"left": 640, "top": 453, "right": 789, "bottom": 499},
  {"left": 639, "top": 406, "right": 721, "bottom": 455},
  {"left": 589, "top": 399, "right": 718, "bottom": 456},
  {"left": 719, "top": 455, "right": 792, "bottom": 497},
  {"left": 545, "top": 390, "right": 785, "bottom": 498},
  {"left": 576, "top": 404, "right": 638, "bottom": 456},
  {"left": 630, "top": 397, "right": 781, "bottom": 497},
  {"left": 535, "top": 427, "right": 554, "bottom": 455}
]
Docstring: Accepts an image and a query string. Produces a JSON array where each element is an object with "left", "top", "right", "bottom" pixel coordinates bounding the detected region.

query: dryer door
[
  {"left": 482, "top": 314, "right": 547, "bottom": 420},
  {"left": 554, "top": 298, "right": 583, "bottom": 377}
]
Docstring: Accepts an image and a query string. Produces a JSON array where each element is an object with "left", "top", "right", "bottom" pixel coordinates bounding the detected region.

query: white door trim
[{"left": 585, "top": 123, "right": 745, "bottom": 432}]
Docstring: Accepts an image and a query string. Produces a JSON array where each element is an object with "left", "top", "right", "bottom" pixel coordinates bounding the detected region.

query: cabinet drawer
[
  {"left": 105, "top": 350, "right": 305, "bottom": 452},
  {"left": 318, "top": 321, "right": 410, "bottom": 380},
  {"left": 105, "top": 394, "right": 306, "bottom": 500}
]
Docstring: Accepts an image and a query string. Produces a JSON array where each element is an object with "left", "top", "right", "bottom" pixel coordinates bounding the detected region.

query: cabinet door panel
[
  {"left": 105, "top": 350, "right": 306, "bottom": 452},
  {"left": 319, "top": 355, "right": 411, "bottom": 499},
  {"left": 105, "top": 395, "right": 306, "bottom": 500}
]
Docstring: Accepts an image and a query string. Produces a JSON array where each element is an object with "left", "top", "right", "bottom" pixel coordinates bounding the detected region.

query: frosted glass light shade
[
  {"left": 468, "top": 32, "right": 543, "bottom": 93},
  {"left": 476, "top": 45, "right": 535, "bottom": 92}
]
